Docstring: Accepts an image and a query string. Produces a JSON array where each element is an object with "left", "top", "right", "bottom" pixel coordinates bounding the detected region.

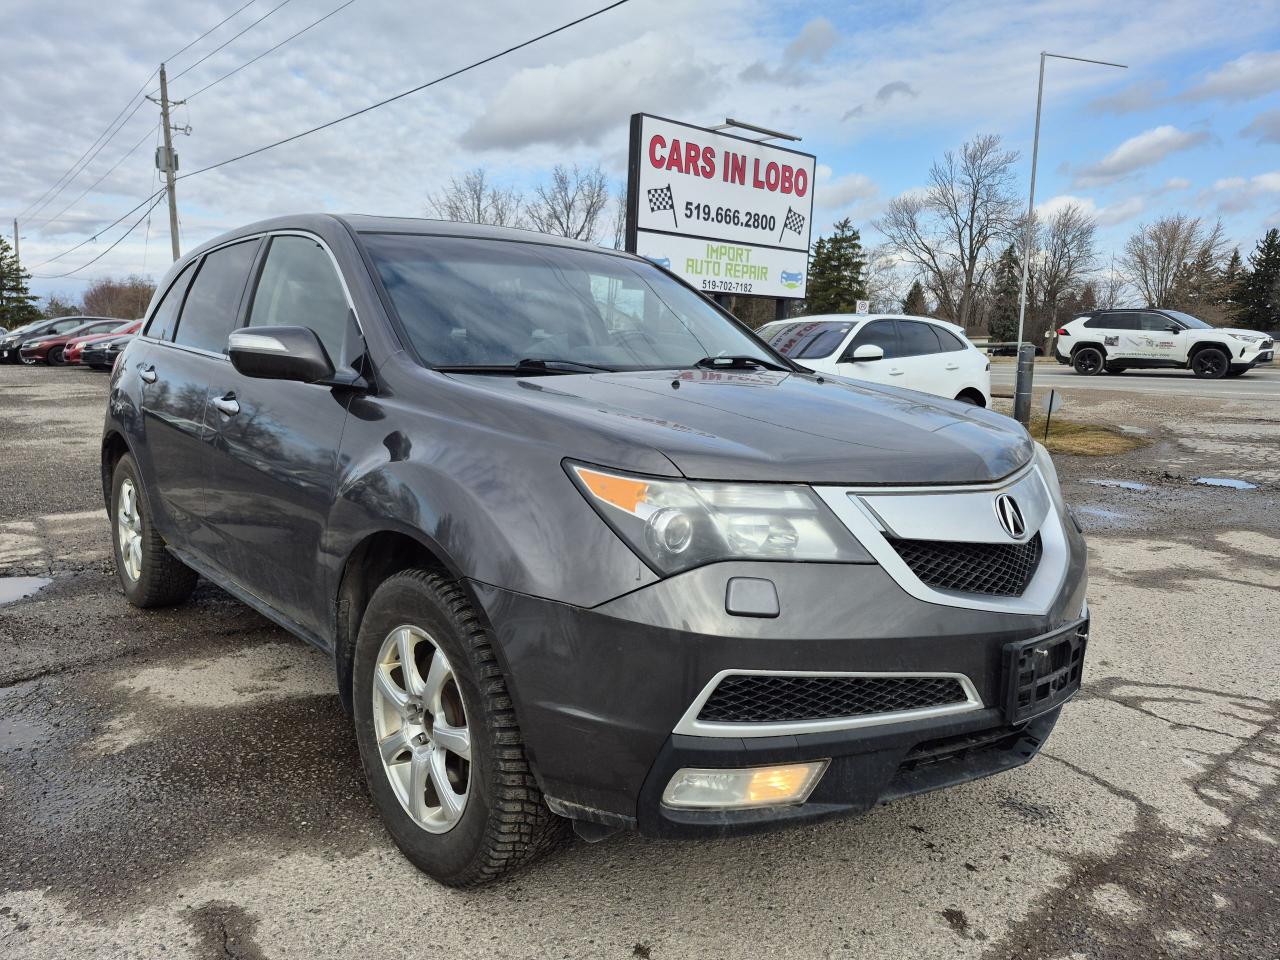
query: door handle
[
  {"left": 139, "top": 365, "right": 157, "bottom": 383},
  {"left": 212, "top": 394, "right": 240, "bottom": 417},
  {"left": 889, "top": 368, "right": 905, "bottom": 376},
  {"left": 945, "top": 363, "right": 960, "bottom": 371}
]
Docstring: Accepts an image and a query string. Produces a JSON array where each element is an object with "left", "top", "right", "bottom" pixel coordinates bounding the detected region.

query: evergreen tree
[
  {"left": 987, "top": 245, "right": 1022, "bottom": 343},
  {"left": 802, "top": 218, "right": 867, "bottom": 314},
  {"left": 902, "top": 280, "right": 929, "bottom": 315},
  {"left": 1236, "top": 231, "right": 1279, "bottom": 332},
  {"left": 0, "top": 236, "right": 40, "bottom": 329}
]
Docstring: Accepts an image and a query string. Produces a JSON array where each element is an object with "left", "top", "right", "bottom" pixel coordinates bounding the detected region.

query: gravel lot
[{"left": 1, "top": 363, "right": 1277, "bottom": 960}]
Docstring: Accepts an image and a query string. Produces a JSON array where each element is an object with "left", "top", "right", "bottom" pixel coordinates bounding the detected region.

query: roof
[{"left": 760, "top": 313, "right": 967, "bottom": 334}]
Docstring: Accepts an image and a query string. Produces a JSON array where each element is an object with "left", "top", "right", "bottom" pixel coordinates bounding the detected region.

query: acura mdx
[{"left": 102, "top": 215, "right": 1089, "bottom": 886}]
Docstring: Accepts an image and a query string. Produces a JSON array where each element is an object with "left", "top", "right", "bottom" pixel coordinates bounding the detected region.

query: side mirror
[
  {"left": 850, "top": 343, "right": 885, "bottom": 362},
  {"left": 228, "top": 326, "right": 334, "bottom": 383},
  {"left": 1166, "top": 324, "right": 1182, "bottom": 334}
]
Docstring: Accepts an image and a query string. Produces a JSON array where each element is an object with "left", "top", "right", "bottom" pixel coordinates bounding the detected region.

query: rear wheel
[
  {"left": 1072, "top": 347, "right": 1104, "bottom": 376},
  {"left": 353, "top": 570, "right": 568, "bottom": 886},
  {"left": 110, "top": 453, "right": 198, "bottom": 607},
  {"left": 1191, "top": 347, "right": 1229, "bottom": 379}
]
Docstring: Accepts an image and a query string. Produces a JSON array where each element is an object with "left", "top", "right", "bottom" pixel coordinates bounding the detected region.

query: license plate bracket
[{"left": 1003, "top": 620, "right": 1087, "bottom": 724}]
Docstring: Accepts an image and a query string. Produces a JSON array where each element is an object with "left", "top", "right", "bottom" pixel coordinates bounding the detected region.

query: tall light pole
[{"left": 1013, "top": 51, "right": 1127, "bottom": 425}]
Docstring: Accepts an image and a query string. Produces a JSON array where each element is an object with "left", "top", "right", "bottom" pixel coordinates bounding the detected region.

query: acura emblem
[{"left": 995, "top": 494, "right": 1026, "bottom": 539}]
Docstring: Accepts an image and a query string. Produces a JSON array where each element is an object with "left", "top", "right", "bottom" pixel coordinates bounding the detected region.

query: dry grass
[{"left": 1028, "top": 414, "right": 1149, "bottom": 457}]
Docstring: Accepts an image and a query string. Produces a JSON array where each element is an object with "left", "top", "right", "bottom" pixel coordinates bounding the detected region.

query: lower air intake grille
[
  {"left": 888, "top": 533, "right": 1042, "bottom": 597},
  {"left": 697, "top": 675, "right": 969, "bottom": 724}
]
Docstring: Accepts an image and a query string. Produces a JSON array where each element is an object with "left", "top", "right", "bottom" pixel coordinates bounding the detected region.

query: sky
[{"left": 4, "top": 0, "right": 1280, "bottom": 305}]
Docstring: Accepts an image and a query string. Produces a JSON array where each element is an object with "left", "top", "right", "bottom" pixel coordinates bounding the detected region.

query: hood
[
  {"left": 1217, "top": 328, "right": 1271, "bottom": 339},
  {"left": 452, "top": 369, "right": 1032, "bottom": 485}
]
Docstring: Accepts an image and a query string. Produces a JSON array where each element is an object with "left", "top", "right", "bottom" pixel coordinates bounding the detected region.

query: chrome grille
[
  {"left": 888, "top": 533, "right": 1042, "bottom": 597},
  {"left": 697, "top": 675, "right": 969, "bottom": 724}
]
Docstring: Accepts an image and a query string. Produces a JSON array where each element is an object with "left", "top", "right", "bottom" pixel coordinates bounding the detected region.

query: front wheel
[
  {"left": 1072, "top": 347, "right": 1104, "bottom": 376},
  {"left": 1191, "top": 348, "right": 1229, "bottom": 379},
  {"left": 110, "top": 453, "right": 198, "bottom": 607},
  {"left": 47, "top": 346, "right": 65, "bottom": 366},
  {"left": 353, "top": 570, "right": 568, "bottom": 886}
]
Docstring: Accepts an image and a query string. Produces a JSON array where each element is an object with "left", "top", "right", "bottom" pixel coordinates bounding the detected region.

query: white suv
[
  {"left": 1055, "top": 309, "right": 1274, "bottom": 379},
  {"left": 758, "top": 314, "right": 992, "bottom": 406}
]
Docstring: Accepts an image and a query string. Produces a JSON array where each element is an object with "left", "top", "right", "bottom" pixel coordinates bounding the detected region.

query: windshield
[
  {"left": 763, "top": 320, "right": 853, "bottom": 359},
  {"left": 1162, "top": 310, "right": 1213, "bottom": 329},
  {"left": 362, "top": 234, "right": 780, "bottom": 371}
]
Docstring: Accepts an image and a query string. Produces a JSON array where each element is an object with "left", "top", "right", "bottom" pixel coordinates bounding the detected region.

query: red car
[
  {"left": 20, "top": 318, "right": 130, "bottom": 365},
  {"left": 65, "top": 320, "right": 142, "bottom": 365}
]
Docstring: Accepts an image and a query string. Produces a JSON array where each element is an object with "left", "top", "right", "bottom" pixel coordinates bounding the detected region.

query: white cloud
[
  {"left": 1182, "top": 51, "right": 1280, "bottom": 102},
  {"left": 1209, "top": 171, "right": 1280, "bottom": 213},
  {"left": 462, "top": 34, "right": 719, "bottom": 150},
  {"left": 1162, "top": 177, "right": 1191, "bottom": 191},
  {"left": 1087, "top": 79, "right": 1165, "bottom": 114},
  {"left": 1037, "top": 193, "right": 1142, "bottom": 226},
  {"left": 1037, "top": 194, "right": 1097, "bottom": 218},
  {"left": 1242, "top": 108, "right": 1280, "bottom": 145},
  {"left": 1073, "top": 125, "right": 1210, "bottom": 186},
  {"left": 1096, "top": 196, "right": 1145, "bottom": 226},
  {"left": 784, "top": 17, "right": 837, "bottom": 64},
  {"left": 815, "top": 170, "right": 879, "bottom": 211}
]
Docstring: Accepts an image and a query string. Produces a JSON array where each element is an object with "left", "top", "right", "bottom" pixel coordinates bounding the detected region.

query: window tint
[
  {"left": 146, "top": 260, "right": 199, "bottom": 341},
  {"left": 899, "top": 320, "right": 942, "bottom": 356},
  {"left": 84, "top": 321, "right": 123, "bottom": 335},
  {"left": 765, "top": 320, "right": 852, "bottom": 359},
  {"left": 173, "top": 240, "right": 259, "bottom": 353},
  {"left": 50, "top": 318, "right": 85, "bottom": 334},
  {"left": 248, "top": 235, "right": 350, "bottom": 363},
  {"left": 934, "top": 326, "right": 967, "bottom": 352},
  {"left": 1140, "top": 312, "right": 1175, "bottom": 332},
  {"left": 1109, "top": 312, "right": 1144, "bottom": 331},
  {"left": 845, "top": 319, "right": 901, "bottom": 359}
]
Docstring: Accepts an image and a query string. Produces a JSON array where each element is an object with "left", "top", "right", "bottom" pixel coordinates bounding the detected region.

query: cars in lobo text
[
  {"left": 19, "top": 318, "right": 130, "bottom": 365},
  {"left": 103, "top": 215, "right": 1088, "bottom": 886},
  {"left": 758, "top": 314, "right": 992, "bottom": 406},
  {"left": 1055, "top": 308, "right": 1274, "bottom": 378}
]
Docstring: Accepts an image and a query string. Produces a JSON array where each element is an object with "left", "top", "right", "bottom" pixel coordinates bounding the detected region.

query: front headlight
[
  {"left": 1233, "top": 333, "right": 1264, "bottom": 344},
  {"left": 568, "top": 463, "right": 871, "bottom": 574}
]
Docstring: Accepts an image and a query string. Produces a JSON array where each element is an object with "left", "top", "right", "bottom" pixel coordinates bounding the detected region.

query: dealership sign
[{"left": 625, "top": 114, "right": 816, "bottom": 299}]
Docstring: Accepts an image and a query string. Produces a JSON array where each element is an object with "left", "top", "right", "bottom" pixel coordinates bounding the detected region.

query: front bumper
[
  {"left": 470, "top": 523, "right": 1088, "bottom": 836},
  {"left": 19, "top": 344, "right": 50, "bottom": 361}
]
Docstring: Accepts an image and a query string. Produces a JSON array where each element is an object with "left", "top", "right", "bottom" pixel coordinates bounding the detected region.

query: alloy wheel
[
  {"left": 371, "top": 624, "right": 471, "bottom": 833},
  {"left": 1193, "top": 351, "right": 1225, "bottom": 378},
  {"left": 116, "top": 478, "right": 143, "bottom": 581}
]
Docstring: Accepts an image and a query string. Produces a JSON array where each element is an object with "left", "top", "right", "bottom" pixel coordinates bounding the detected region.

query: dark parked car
[
  {"left": 103, "top": 215, "right": 1089, "bottom": 886},
  {"left": 2, "top": 315, "right": 108, "bottom": 363},
  {"left": 82, "top": 331, "right": 138, "bottom": 370},
  {"left": 66, "top": 320, "right": 143, "bottom": 365},
  {"left": 20, "top": 317, "right": 129, "bottom": 365}
]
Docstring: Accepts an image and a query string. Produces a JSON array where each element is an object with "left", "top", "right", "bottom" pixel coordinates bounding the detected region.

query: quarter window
[
  {"left": 248, "top": 235, "right": 350, "bottom": 363},
  {"left": 145, "top": 261, "right": 198, "bottom": 341},
  {"left": 173, "top": 240, "right": 260, "bottom": 354},
  {"left": 899, "top": 320, "right": 942, "bottom": 356},
  {"left": 933, "top": 326, "right": 967, "bottom": 352}
]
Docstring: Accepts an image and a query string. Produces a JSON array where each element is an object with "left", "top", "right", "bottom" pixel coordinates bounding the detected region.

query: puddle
[
  {"left": 1083, "top": 479, "right": 1152, "bottom": 492},
  {"left": 0, "top": 576, "right": 52, "bottom": 604},
  {"left": 1194, "top": 477, "right": 1258, "bottom": 490},
  {"left": 1074, "top": 505, "right": 1133, "bottom": 523},
  {"left": 1117, "top": 425, "right": 1149, "bottom": 435}
]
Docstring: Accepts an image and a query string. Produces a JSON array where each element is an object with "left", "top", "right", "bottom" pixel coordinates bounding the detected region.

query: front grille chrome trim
[{"left": 673, "top": 669, "right": 983, "bottom": 739}]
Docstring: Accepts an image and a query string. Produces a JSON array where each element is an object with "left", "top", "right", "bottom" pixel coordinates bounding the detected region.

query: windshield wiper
[
  {"left": 693, "top": 355, "right": 790, "bottom": 372},
  {"left": 433, "top": 358, "right": 615, "bottom": 375}
]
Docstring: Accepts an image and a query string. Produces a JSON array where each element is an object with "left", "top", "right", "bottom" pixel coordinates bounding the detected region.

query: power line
[
  {"left": 185, "top": 0, "right": 358, "bottom": 102},
  {"left": 30, "top": 123, "right": 160, "bottom": 230},
  {"left": 13, "top": 0, "right": 259, "bottom": 223},
  {"left": 31, "top": 193, "right": 167, "bottom": 279},
  {"left": 160, "top": 0, "right": 297, "bottom": 89},
  {"left": 28, "top": 0, "right": 634, "bottom": 275},
  {"left": 178, "top": 0, "right": 633, "bottom": 182}
]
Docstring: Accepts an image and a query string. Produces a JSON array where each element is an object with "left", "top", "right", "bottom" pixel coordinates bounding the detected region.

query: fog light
[{"left": 661, "top": 761, "right": 828, "bottom": 809}]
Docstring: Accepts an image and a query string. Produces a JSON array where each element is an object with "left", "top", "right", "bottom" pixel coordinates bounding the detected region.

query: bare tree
[
  {"left": 1120, "top": 214, "right": 1226, "bottom": 307},
  {"left": 82, "top": 275, "right": 156, "bottom": 319},
  {"left": 863, "top": 244, "right": 909, "bottom": 313},
  {"left": 607, "top": 184, "right": 627, "bottom": 251},
  {"left": 427, "top": 168, "right": 526, "bottom": 227},
  {"left": 526, "top": 164, "right": 611, "bottom": 243},
  {"left": 875, "top": 134, "right": 1020, "bottom": 330},
  {"left": 1012, "top": 202, "right": 1098, "bottom": 343}
]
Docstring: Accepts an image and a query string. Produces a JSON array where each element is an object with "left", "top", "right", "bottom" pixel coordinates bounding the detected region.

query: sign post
[{"left": 625, "top": 114, "right": 816, "bottom": 301}]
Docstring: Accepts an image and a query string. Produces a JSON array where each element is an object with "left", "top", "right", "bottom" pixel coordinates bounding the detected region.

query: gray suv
[{"left": 102, "top": 215, "right": 1089, "bottom": 885}]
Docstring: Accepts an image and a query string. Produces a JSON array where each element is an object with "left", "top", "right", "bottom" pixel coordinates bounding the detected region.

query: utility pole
[
  {"left": 148, "top": 63, "right": 185, "bottom": 262},
  {"left": 12, "top": 219, "right": 18, "bottom": 264}
]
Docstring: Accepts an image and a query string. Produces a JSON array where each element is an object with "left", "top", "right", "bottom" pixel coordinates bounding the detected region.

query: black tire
[
  {"left": 1191, "top": 347, "right": 1229, "bottom": 379},
  {"left": 1225, "top": 367, "right": 1248, "bottom": 378},
  {"left": 110, "top": 453, "right": 198, "bottom": 608},
  {"left": 47, "top": 346, "right": 65, "bottom": 366},
  {"left": 954, "top": 392, "right": 982, "bottom": 406},
  {"left": 1072, "top": 346, "right": 1104, "bottom": 376},
  {"left": 1103, "top": 364, "right": 1126, "bottom": 374},
  {"left": 353, "top": 569, "right": 568, "bottom": 886}
]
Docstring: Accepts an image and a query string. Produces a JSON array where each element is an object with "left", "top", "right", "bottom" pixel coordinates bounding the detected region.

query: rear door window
[
  {"left": 899, "top": 320, "right": 942, "bottom": 357},
  {"left": 1140, "top": 313, "right": 1176, "bottom": 331},
  {"left": 145, "top": 261, "right": 198, "bottom": 341},
  {"left": 933, "top": 326, "right": 967, "bottom": 352},
  {"left": 844, "top": 319, "right": 901, "bottom": 359},
  {"left": 173, "top": 240, "right": 260, "bottom": 354},
  {"left": 247, "top": 235, "right": 350, "bottom": 363}
]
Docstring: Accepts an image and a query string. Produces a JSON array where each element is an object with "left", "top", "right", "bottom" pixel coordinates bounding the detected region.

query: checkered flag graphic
[
  {"left": 779, "top": 206, "right": 806, "bottom": 241},
  {"left": 647, "top": 184, "right": 678, "bottom": 227}
]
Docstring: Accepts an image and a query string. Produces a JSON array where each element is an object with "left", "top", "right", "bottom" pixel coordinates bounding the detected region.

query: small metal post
[
  {"left": 1013, "top": 344, "right": 1035, "bottom": 426},
  {"left": 775, "top": 298, "right": 790, "bottom": 322}
]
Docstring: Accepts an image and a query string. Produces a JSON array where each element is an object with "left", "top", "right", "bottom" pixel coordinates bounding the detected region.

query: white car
[
  {"left": 758, "top": 314, "right": 992, "bottom": 406},
  {"left": 1054, "top": 308, "right": 1274, "bottom": 379}
]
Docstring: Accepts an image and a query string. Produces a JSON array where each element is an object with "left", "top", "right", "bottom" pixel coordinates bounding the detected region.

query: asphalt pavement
[
  {"left": 1, "top": 364, "right": 1278, "bottom": 960},
  {"left": 990, "top": 360, "right": 1280, "bottom": 401}
]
